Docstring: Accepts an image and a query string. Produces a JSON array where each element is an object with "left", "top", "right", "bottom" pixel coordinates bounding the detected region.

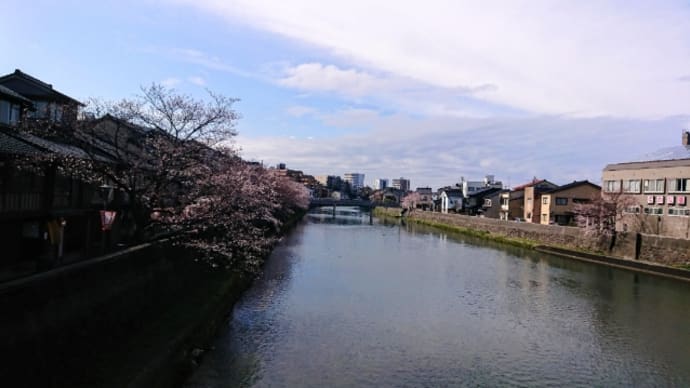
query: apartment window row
[
  {"left": 604, "top": 178, "right": 690, "bottom": 194},
  {"left": 623, "top": 204, "right": 690, "bottom": 216},
  {"left": 668, "top": 208, "right": 690, "bottom": 216},
  {"left": 622, "top": 179, "right": 641, "bottom": 193},
  {"left": 623, "top": 206, "right": 641, "bottom": 214},
  {"left": 643, "top": 207, "right": 664, "bottom": 215}
]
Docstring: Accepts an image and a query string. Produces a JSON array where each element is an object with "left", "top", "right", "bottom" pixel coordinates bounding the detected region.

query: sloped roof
[
  {"left": 467, "top": 186, "right": 503, "bottom": 198},
  {"left": 0, "top": 84, "right": 32, "bottom": 104},
  {"left": 543, "top": 180, "right": 600, "bottom": 194},
  {"left": 0, "top": 130, "right": 42, "bottom": 156},
  {"left": 0, "top": 130, "right": 113, "bottom": 163},
  {"left": 440, "top": 188, "right": 463, "bottom": 197},
  {"left": 0, "top": 69, "right": 83, "bottom": 105},
  {"left": 512, "top": 178, "right": 559, "bottom": 191}
]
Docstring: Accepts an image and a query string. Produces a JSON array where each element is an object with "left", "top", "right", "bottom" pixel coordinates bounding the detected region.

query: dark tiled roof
[
  {"left": 543, "top": 180, "right": 601, "bottom": 194},
  {"left": 0, "top": 69, "right": 83, "bottom": 106},
  {"left": 0, "top": 129, "right": 114, "bottom": 163},
  {"left": 0, "top": 84, "right": 32, "bottom": 104},
  {"left": 467, "top": 187, "right": 503, "bottom": 198},
  {"left": 441, "top": 188, "right": 463, "bottom": 196},
  {"left": 0, "top": 130, "right": 42, "bottom": 156}
]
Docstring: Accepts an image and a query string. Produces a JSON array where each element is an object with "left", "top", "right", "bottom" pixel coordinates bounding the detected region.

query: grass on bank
[{"left": 373, "top": 207, "right": 539, "bottom": 250}]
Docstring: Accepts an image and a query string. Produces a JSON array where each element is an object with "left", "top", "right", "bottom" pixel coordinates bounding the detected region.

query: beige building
[
  {"left": 539, "top": 181, "right": 601, "bottom": 225},
  {"left": 602, "top": 131, "right": 690, "bottom": 238},
  {"left": 514, "top": 179, "right": 558, "bottom": 223}
]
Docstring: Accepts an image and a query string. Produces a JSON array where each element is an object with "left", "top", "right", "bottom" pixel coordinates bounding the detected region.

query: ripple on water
[{"left": 184, "top": 217, "right": 690, "bottom": 387}]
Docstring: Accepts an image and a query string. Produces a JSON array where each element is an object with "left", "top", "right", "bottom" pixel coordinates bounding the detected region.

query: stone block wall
[
  {"left": 402, "top": 210, "right": 604, "bottom": 251},
  {"left": 639, "top": 234, "right": 690, "bottom": 266},
  {"left": 379, "top": 208, "right": 690, "bottom": 268}
]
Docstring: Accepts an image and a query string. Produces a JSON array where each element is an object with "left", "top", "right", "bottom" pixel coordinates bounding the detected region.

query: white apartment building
[{"left": 373, "top": 178, "right": 388, "bottom": 190}]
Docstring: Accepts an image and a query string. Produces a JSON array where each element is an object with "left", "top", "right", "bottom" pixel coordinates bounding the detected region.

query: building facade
[
  {"left": 518, "top": 179, "right": 559, "bottom": 223},
  {"left": 392, "top": 177, "right": 410, "bottom": 192},
  {"left": 373, "top": 178, "right": 388, "bottom": 190},
  {"left": 603, "top": 132, "right": 690, "bottom": 238},
  {"left": 343, "top": 173, "right": 365, "bottom": 190},
  {"left": 539, "top": 181, "right": 600, "bottom": 226}
]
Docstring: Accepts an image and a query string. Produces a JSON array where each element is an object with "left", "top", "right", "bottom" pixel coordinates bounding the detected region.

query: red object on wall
[
  {"left": 656, "top": 195, "right": 665, "bottom": 205},
  {"left": 678, "top": 196, "right": 687, "bottom": 206},
  {"left": 647, "top": 195, "right": 655, "bottom": 204},
  {"left": 667, "top": 195, "right": 675, "bottom": 205}
]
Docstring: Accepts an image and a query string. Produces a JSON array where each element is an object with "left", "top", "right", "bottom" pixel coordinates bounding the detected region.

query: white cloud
[
  {"left": 173, "top": 0, "right": 690, "bottom": 118},
  {"left": 285, "top": 105, "right": 317, "bottom": 117},
  {"left": 188, "top": 75, "right": 206, "bottom": 86},
  {"left": 161, "top": 77, "right": 181, "bottom": 87},
  {"left": 279, "top": 63, "right": 393, "bottom": 97},
  {"left": 235, "top": 110, "right": 689, "bottom": 189}
]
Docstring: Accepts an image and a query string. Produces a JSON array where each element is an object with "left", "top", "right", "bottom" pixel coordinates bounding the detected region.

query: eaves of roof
[
  {"left": 0, "top": 69, "right": 83, "bottom": 106},
  {"left": 543, "top": 180, "right": 601, "bottom": 194},
  {"left": 0, "top": 84, "right": 32, "bottom": 105}
]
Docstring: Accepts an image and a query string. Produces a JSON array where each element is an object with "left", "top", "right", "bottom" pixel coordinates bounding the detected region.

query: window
[
  {"left": 643, "top": 178, "right": 665, "bottom": 193},
  {"left": 669, "top": 178, "right": 690, "bottom": 193},
  {"left": 483, "top": 198, "right": 492, "bottom": 207},
  {"left": 32, "top": 101, "right": 48, "bottom": 118},
  {"left": 668, "top": 208, "right": 690, "bottom": 216},
  {"left": 572, "top": 198, "right": 590, "bottom": 204},
  {"left": 9, "top": 103, "right": 20, "bottom": 124},
  {"left": 604, "top": 180, "right": 621, "bottom": 193},
  {"left": 555, "top": 197, "right": 568, "bottom": 206},
  {"left": 643, "top": 207, "right": 663, "bottom": 215},
  {"left": 542, "top": 196, "right": 549, "bottom": 204},
  {"left": 0, "top": 100, "right": 9, "bottom": 124},
  {"left": 623, "top": 206, "right": 641, "bottom": 214},
  {"left": 623, "top": 179, "right": 641, "bottom": 193},
  {"left": 501, "top": 197, "right": 509, "bottom": 207}
]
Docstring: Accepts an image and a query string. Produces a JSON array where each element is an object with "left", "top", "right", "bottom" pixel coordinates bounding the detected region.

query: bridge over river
[{"left": 308, "top": 198, "right": 375, "bottom": 209}]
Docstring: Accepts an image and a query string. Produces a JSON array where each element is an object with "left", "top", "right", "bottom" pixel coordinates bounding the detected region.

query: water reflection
[{"left": 186, "top": 212, "right": 690, "bottom": 387}]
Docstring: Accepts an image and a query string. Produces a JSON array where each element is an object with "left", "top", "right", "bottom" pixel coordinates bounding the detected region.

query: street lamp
[
  {"left": 99, "top": 183, "right": 114, "bottom": 208},
  {"left": 98, "top": 183, "right": 116, "bottom": 253}
]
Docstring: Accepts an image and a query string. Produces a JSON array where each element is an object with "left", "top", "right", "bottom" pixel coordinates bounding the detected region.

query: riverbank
[{"left": 375, "top": 207, "right": 690, "bottom": 282}]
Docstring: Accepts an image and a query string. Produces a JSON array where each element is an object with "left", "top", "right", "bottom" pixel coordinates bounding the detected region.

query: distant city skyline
[{"left": 3, "top": 1, "right": 690, "bottom": 188}]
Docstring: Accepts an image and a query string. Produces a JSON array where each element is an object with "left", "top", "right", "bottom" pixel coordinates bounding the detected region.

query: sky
[{"left": 2, "top": 0, "right": 690, "bottom": 189}]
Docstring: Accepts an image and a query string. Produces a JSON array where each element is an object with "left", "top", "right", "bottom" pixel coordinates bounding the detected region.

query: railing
[
  {"left": 0, "top": 192, "right": 42, "bottom": 213},
  {"left": 309, "top": 198, "right": 374, "bottom": 208}
]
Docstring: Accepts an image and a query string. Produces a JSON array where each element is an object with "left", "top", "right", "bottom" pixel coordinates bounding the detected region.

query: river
[{"left": 185, "top": 207, "right": 690, "bottom": 387}]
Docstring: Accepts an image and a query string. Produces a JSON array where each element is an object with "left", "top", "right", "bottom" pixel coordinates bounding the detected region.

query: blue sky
[{"left": 3, "top": 0, "right": 690, "bottom": 189}]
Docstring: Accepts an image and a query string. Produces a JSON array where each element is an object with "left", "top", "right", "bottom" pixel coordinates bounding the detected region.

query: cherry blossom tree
[
  {"left": 15, "top": 84, "right": 310, "bottom": 272},
  {"left": 573, "top": 193, "right": 639, "bottom": 237},
  {"left": 401, "top": 192, "right": 422, "bottom": 213}
]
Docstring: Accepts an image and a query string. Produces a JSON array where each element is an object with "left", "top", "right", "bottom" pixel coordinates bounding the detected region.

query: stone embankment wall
[
  {"left": 377, "top": 208, "right": 690, "bottom": 268},
  {"left": 0, "top": 241, "right": 251, "bottom": 388}
]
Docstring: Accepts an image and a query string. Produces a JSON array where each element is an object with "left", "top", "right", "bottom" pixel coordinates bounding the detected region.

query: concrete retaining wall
[
  {"left": 0, "top": 240, "right": 250, "bottom": 387},
  {"left": 379, "top": 208, "right": 690, "bottom": 268}
]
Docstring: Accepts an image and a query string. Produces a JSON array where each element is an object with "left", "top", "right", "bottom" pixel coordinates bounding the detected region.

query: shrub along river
[{"left": 184, "top": 207, "right": 690, "bottom": 387}]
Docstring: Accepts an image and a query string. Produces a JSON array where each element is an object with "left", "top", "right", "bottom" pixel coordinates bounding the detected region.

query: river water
[{"left": 185, "top": 208, "right": 690, "bottom": 387}]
